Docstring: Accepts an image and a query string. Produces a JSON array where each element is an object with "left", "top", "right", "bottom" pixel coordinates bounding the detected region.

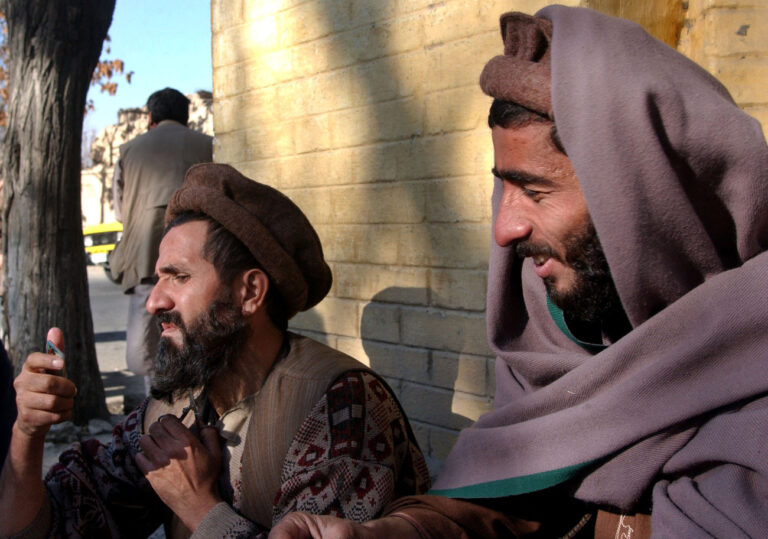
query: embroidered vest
[{"left": 143, "top": 333, "right": 369, "bottom": 535}]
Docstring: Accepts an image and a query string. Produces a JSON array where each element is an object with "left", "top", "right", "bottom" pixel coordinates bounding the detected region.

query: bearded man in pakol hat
[{"left": 0, "top": 164, "right": 430, "bottom": 537}]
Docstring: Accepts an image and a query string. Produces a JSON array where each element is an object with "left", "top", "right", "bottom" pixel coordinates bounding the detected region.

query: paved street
[{"left": 87, "top": 264, "right": 146, "bottom": 414}]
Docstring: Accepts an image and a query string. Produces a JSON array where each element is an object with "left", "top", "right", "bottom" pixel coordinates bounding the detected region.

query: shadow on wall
[
  {"left": 361, "top": 287, "right": 493, "bottom": 475},
  {"left": 295, "top": 1, "right": 490, "bottom": 274},
  {"left": 271, "top": 1, "right": 496, "bottom": 474},
  {"left": 290, "top": 308, "right": 331, "bottom": 347},
  {"left": 290, "top": 282, "right": 495, "bottom": 474}
]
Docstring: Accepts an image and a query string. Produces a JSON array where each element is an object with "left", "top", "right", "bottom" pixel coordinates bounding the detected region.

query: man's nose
[
  {"left": 494, "top": 188, "right": 533, "bottom": 247},
  {"left": 145, "top": 283, "right": 171, "bottom": 315}
]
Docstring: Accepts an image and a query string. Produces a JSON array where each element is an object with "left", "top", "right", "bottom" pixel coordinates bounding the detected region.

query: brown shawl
[{"left": 431, "top": 6, "right": 768, "bottom": 537}]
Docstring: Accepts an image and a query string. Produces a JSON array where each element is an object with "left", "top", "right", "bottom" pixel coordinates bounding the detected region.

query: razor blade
[
  {"left": 46, "top": 340, "right": 65, "bottom": 358},
  {"left": 45, "top": 340, "right": 66, "bottom": 376}
]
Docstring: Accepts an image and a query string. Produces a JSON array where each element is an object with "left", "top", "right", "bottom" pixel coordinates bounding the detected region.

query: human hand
[
  {"left": 13, "top": 328, "right": 76, "bottom": 439},
  {"left": 269, "top": 513, "right": 375, "bottom": 539},
  {"left": 136, "top": 414, "right": 223, "bottom": 530},
  {"left": 269, "top": 513, "right": 420, "bottom": 539}
]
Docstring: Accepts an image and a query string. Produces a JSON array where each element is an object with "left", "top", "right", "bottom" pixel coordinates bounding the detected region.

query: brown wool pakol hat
[
  {"left": 479, "top": 11, "right": 553, "bottom": 119},
  {"left": 166, "top": 163, "right": 332, "bottom": 319}
]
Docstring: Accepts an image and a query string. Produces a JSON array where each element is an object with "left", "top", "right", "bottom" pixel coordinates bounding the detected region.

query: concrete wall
[{"left": 211, "top": 0, "right": 767, "bottom": 472}]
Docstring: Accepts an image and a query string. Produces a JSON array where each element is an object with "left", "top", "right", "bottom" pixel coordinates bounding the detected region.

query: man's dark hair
[
  {"left": 488, "top": 99, "right": 566, "bottom": 154},
  {"left": 164, "top": 212, "right": 289, "bottom": 331},
  {"left": 146, "top": 87, "right": 190, "bottom": 126}
]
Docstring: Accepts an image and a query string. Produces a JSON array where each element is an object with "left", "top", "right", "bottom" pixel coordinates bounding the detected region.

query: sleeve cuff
[{"left": 190, "top": 502, "right": 255, "bottom": 538}]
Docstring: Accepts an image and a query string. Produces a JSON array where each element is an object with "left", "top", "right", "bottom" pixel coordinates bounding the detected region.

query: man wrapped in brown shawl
[
  {"left": 413, "top": 5, "right": 768, "bottom": 537},
  {"left": 271, "top": 6, "right": 768, "bottom": 538}
]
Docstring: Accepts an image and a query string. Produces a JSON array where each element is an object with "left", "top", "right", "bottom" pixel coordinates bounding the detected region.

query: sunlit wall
[{"left": 211, "top": 0, "right": 768, "bottom": 471}]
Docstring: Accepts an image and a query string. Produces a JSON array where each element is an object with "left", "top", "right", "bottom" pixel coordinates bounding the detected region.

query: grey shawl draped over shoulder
[{"left": 431, "top": 6, "right": 768, "bottom": 536}]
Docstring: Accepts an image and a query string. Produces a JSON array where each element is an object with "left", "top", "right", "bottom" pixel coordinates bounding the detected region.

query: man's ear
[{"left": 237, "top": 269, "right": 269, "bottom": 317}]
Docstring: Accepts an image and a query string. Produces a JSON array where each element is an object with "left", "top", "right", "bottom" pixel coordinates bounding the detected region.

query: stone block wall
[
  {"left": 679, "top": 0, "right": 768, "bottom": 138},
  {"left": 211, "top": 0, "right": 767, "bottom": 471}
]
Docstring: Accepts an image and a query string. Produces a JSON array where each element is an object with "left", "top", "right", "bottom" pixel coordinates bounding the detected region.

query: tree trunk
[{"left": 1, "top": 0, "right": 116, "bottom": 423}]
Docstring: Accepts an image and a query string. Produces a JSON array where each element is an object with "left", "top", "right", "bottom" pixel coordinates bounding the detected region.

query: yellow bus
[{"left": 83, "top": 221, "right": 122, "bottom": 266}]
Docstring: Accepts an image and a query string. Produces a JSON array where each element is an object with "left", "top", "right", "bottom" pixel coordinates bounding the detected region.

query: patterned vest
[{"left": 143, "top": 333, "right": 370, "bottom": 534}]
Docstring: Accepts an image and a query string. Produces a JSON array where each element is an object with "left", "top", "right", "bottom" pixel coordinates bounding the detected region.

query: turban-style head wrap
[
  {"left": 166, "top": 163, "right": 332, "bottom": 320},
  {"left": 479, "top": 12, "right": 553, "bottom": 119}
]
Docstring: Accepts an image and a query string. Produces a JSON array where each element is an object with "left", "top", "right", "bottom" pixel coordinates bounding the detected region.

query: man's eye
[
  {"left": 173, "top": 274, "right": 190, "bottom": 283},
  {"left": 522, "top": 187, "right": 542, "bottom": 198}
]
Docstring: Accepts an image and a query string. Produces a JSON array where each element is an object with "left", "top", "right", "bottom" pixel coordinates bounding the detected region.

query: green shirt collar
[{"left": 546, "top": 294, "right": 608, "bottom": 353}]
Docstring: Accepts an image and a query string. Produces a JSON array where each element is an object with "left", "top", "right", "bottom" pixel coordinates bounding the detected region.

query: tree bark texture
[{"left": 1, "top": 0, "right": 116, "bottom": 423}]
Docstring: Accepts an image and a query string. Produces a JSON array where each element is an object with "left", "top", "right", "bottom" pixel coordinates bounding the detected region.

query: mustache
[
  {"left": 515, "top": 241, "right": 560, "bottom": 262},
  {"left": 156, "top": 310, "right": 184, "bottom": 329}
]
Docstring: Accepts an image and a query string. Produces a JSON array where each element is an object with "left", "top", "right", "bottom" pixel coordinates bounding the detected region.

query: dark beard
[
  {"left": 516, "top": 222, "right": 623, "bottom": 326},
  {"left": 150, "top": 296, "right": 248, "bottom": 403}
]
